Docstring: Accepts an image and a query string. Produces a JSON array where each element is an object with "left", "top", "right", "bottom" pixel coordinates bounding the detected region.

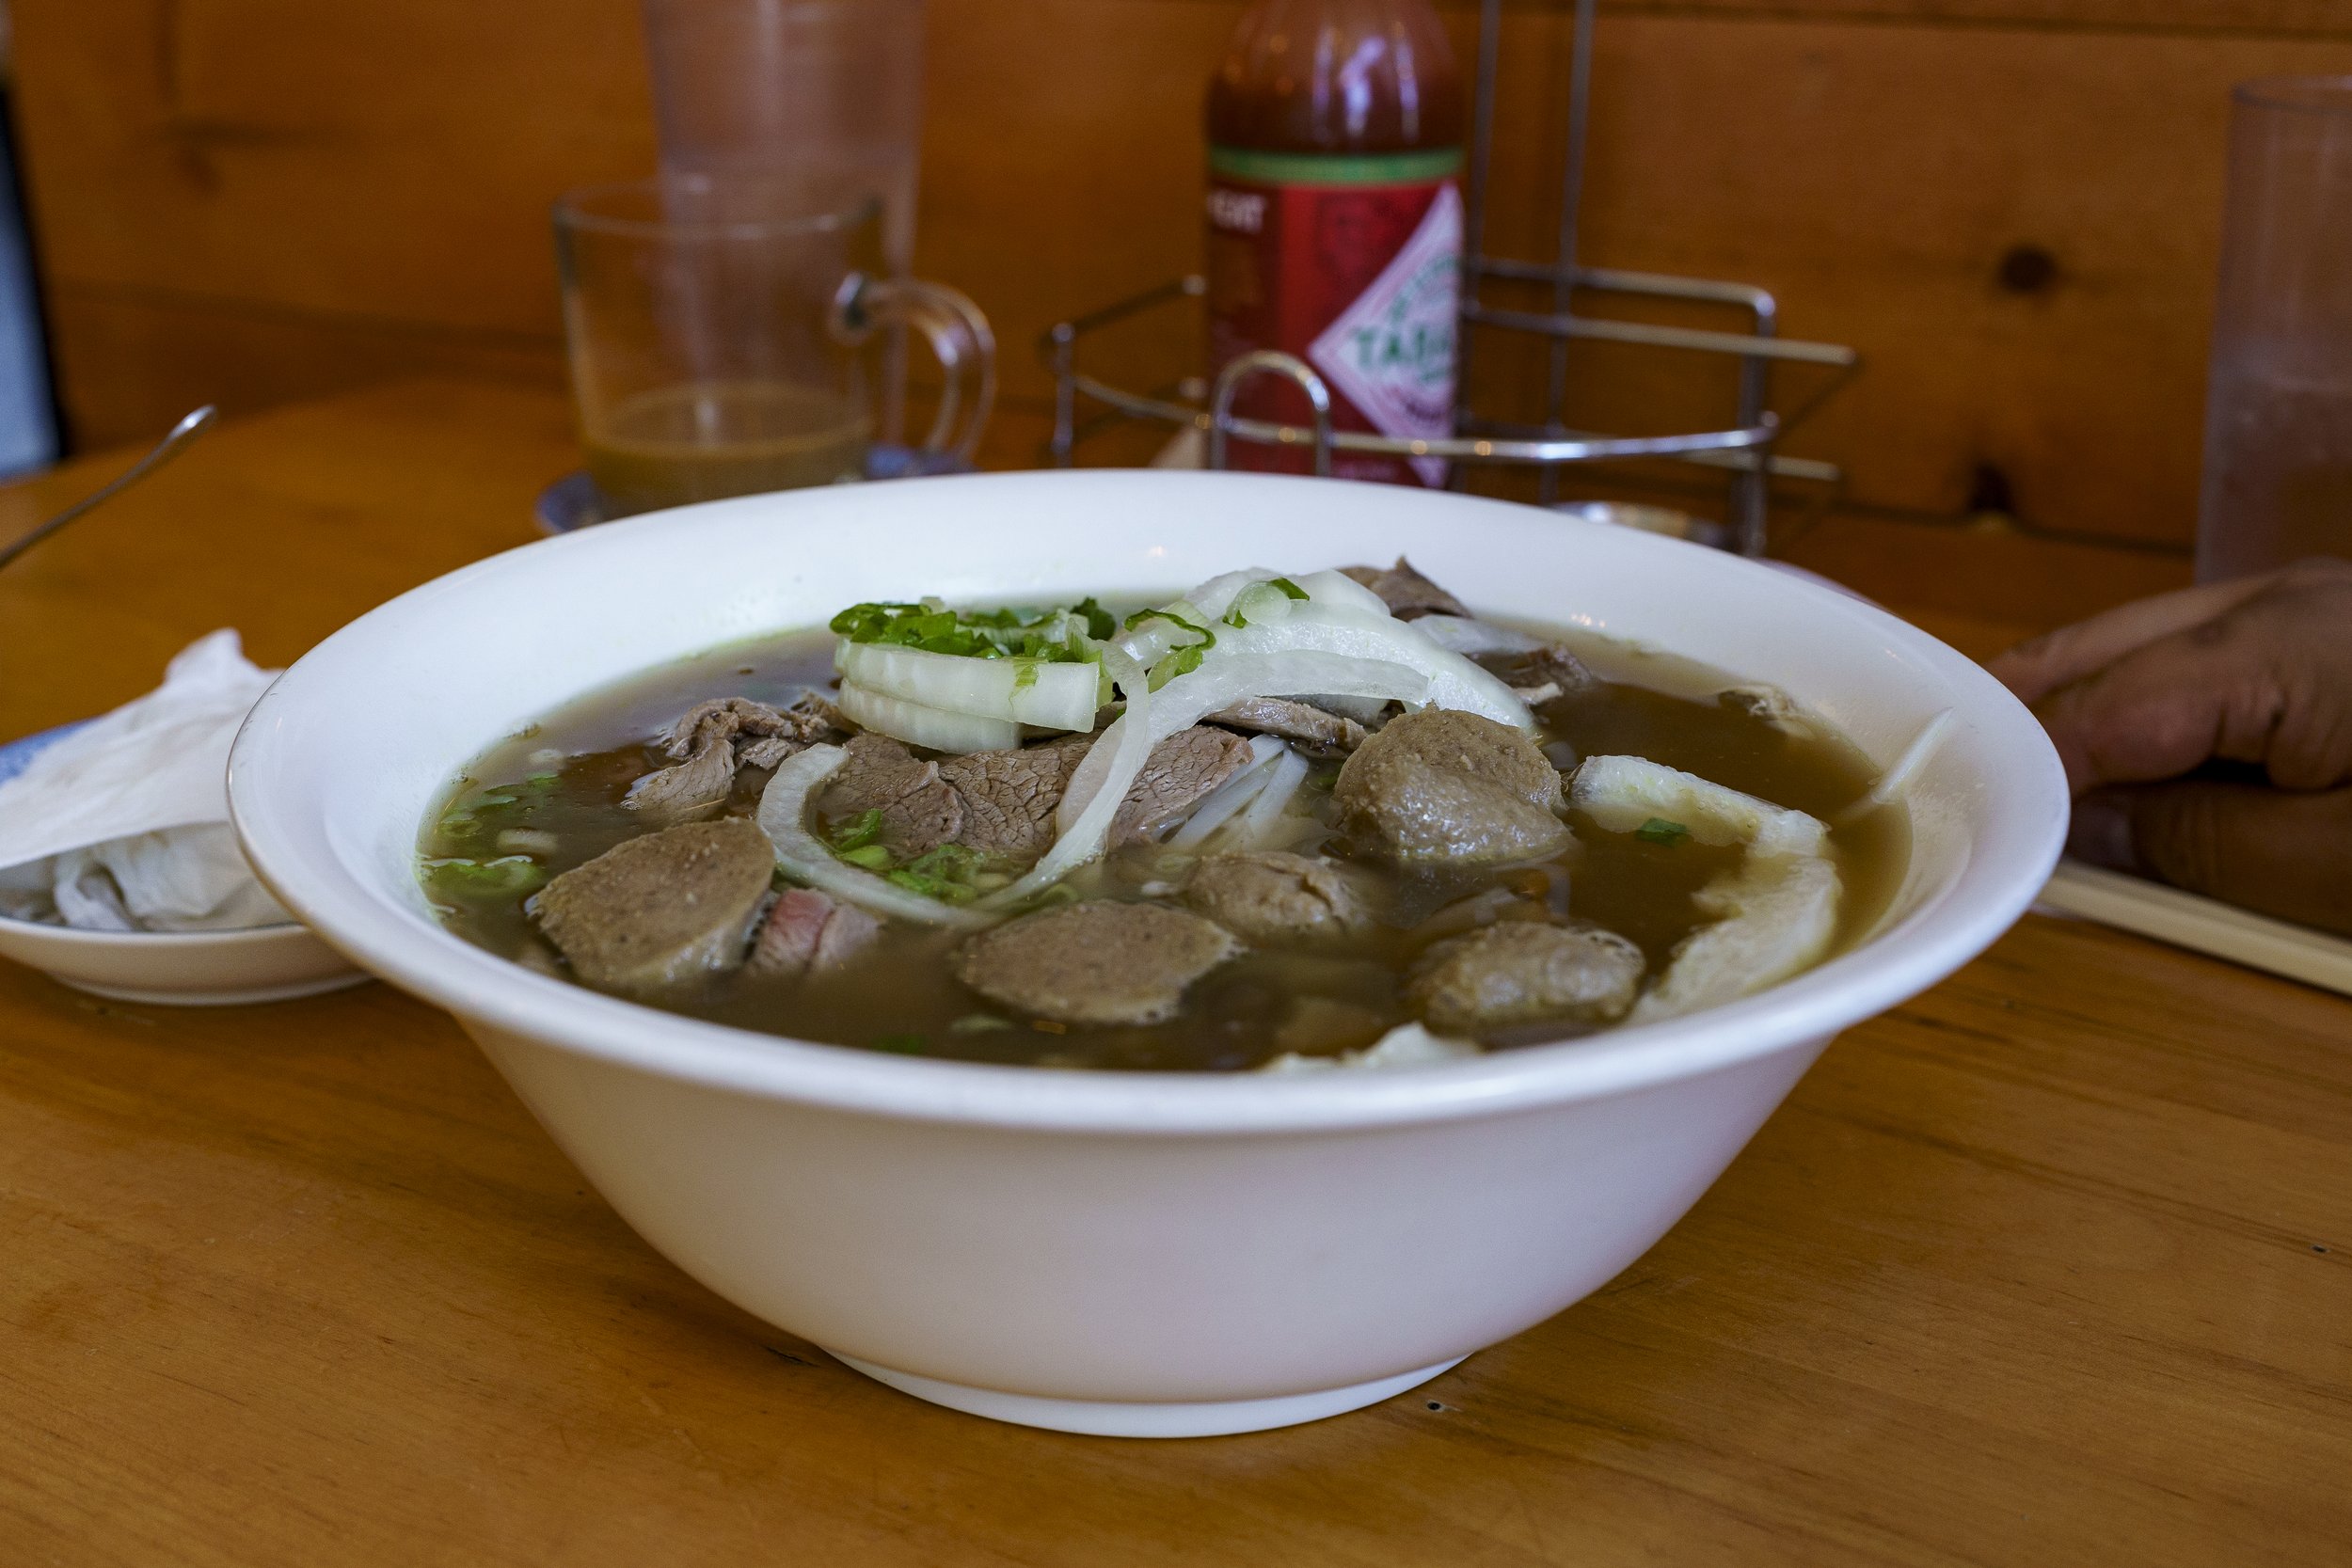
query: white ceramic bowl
[{"left": 228, "top": 471, "right": 2066, "bottom": 1436}]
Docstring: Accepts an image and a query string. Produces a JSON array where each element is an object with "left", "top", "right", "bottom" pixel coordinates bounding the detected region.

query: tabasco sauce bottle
[{"left": 1205, "top": 0, "right": 1465, "bottom": 486}]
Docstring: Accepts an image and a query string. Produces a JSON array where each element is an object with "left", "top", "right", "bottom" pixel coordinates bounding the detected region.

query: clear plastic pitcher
[{"left": 2195, "top": 77, "right": 2352, "bottom": 582}]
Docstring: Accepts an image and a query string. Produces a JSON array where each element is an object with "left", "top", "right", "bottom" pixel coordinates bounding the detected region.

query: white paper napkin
[{"left": 0, "top": 630, "right": 293, "bottom": 931}]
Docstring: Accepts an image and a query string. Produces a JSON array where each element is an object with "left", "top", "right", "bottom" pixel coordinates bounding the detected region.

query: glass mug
[{"left": 553, "top": 176, "right": 993, "bottom": 518}]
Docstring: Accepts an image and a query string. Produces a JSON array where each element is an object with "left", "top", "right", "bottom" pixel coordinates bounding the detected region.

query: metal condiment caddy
[{"left": 1042, "top": 0, "right": 1858, "bottom": 557}]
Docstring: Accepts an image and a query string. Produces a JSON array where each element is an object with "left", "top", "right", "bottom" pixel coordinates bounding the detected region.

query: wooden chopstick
[{"left": 2035, "top": 858, "right": 2352, "bottom": 998}]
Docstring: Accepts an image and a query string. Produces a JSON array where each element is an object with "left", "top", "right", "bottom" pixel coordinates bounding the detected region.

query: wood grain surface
[
  {"left": 13, "top": 0, "right": 2352, "bottom": 546},
  {"left": 2, "top": 383, "right": 2346, "bottom": 1566}
]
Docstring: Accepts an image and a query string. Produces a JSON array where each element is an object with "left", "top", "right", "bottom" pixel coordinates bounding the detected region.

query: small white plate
[
  {"left": 0, "top": 914, "right": 367, "bottom": 1005},
  {"left": 0, "top": 721, "right": 368, "bottom": 1006}
]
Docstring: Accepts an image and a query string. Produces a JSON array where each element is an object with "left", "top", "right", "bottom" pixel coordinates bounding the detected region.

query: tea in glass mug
[{"left": 555, "top": 176, "right": 992, "bottom": 519}]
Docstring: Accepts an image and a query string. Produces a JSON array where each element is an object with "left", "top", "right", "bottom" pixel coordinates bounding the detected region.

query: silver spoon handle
[{"left": 0, "top": 405, "right": 219, "bottom": 573}]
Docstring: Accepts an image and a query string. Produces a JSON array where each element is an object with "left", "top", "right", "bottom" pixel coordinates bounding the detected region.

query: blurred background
[{"left": 1, "top": 0, "right": 2348, "bottom": 561}]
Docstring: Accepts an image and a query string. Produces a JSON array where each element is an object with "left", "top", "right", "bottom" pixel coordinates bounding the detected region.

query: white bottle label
[{"left": 1307, "top": 182, "right": 1462, "bottom": 486}]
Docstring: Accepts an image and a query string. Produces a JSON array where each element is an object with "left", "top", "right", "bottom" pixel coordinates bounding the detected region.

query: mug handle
[{"left": 830, "top": 274, "right": 997, "bottom": 465}]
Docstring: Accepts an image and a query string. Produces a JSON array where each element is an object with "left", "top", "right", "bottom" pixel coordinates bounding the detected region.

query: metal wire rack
[{"left": 1042, "top": 0, "right": 1860, "bottom": 556}]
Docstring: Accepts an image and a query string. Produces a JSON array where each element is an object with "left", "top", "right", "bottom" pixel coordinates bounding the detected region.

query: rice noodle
[
  {"left": 1236, "top": 747, "right": 1311, "bottom": 845},
  {"left": 755, "top": 744, "right": 1000, "bottom": 929},
  {"left": 1168, "top": 735, "right": 1286, "bottom": 848}
]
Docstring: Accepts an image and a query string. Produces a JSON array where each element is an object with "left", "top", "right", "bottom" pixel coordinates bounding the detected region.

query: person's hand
[{"left": 1988, "top": 557, "right": 2352, "bottom": 936}]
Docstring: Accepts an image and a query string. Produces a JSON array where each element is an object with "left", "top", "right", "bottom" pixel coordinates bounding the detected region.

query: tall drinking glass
[
  {"left": 2195, "top": 78, "right": 2352, "bottom": 582},
  {"left": 553, "top": 177, "right": 992, "bottom": 519},
  {"left": 639, "top": 0, "right": 926, "bottom": 277}
]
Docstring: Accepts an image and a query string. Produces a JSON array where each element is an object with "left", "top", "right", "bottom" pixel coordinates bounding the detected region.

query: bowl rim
[{"left": 230, "top": 469, "right": 2067, "bottom": 1135}]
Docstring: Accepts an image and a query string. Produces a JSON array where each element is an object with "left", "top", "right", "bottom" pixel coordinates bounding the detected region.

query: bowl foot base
[{"left": 827, "top": 1352, "right": 1468, "bottom": 1437}]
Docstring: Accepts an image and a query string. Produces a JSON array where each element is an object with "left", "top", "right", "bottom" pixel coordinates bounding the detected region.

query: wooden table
[{"left": 3, "top": 383, "right": 2346, "bottom": 1566}]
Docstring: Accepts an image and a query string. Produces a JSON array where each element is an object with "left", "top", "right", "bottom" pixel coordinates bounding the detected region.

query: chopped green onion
[
  {"left": 1150, "top": 641, "right": 1210, "bottom": 689},
  {"left": 950, "top": 1013, "right": 1014, "bottom": 1034},
  {"left": 872, "top": 1033, "right": 930, "bottom": 1054},
  {"left": 1156, "top": 610, "right": 1216, "bottom": 646},
  {"left": 836, "top": 844, "right": 894, "bottom": 871},
  {"left": 1011, "top": 660, "right": 1041, "bottom": 691},
  {"left": 1269, "top": 577, "right": 1309, "bottom": 600},
  {"left": 829, "top": 598, "right": 1102, "bottom": 664},
  {"left": 1635, "top": 817, "right": 1692, "bottom": 846},
  {"left": 1073, "top": 597, "right": 1116, "bottom": 640},
  {"left": 829, "top": 807, "right": 884, "bottom": 852},
  {"left": 424, "top": 855, "right": 545, "bottom": 898},
  {"left": 882, "top": 842, "right": 990, "bottom": 904}
]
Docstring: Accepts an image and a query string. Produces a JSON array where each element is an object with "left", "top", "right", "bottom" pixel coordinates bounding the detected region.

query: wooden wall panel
[
  {"left": 41, "top": 284, "right": 564, "bottom": 447},
  {"left": 11, "top": 0, "right": 2351, "bottom": 546}
]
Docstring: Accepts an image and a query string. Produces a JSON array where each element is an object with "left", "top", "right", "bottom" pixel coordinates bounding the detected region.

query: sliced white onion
[
  {"left": 1225, "top": 580, "right": 1299, "bottom": 629},
  {"left": 1629, "top": 855, "right": 1841, "bottom": 1023},
  {"left": 1260, "top": 1022, "right": 1481, "bottom": 1074},
  {"left": 1116, "top": 613, "right": 1205, "bottom": 673},
  {"left": 976, "top": 642, "right": 1160, "bottom": 910},
  {"left": 835, "top": 640, "right": 1097, "bottom": 732},
  {"left": 1057, "top": 652, "right": 1425, "bottom": 837},
  {"left": 1179, "top": 567, "right": 1285, "bottom": 622},
  {"left": 987, "top": 650, "right": 1427, "bottom": 911},
  {"left": 1219, "top": 605, "right": 1533, "bottom": 729},
  {"left": 1411, "top": 613, "right": 1546, "bottom": 657},
  {"left": 755, "top": 745, "right": 999, "bottom": 929},
  {"left": 1292, "top": 567, "right": 1394, "bottom": 617},
  {"left": 1570, "top": 754, "right": 1826, "bottom": 859},
  {"left": 1838, "top": 707, "right": 1954, "bottom": 822},
  {"left": 836, "top": 681, "right": 1022, "bottom": 753},
  {"left": 1167, "top": 735, "right": 1286, "bottom": 848},
  {"left": 1237, "top": 747, "right": 1311, "bottom": 845}
]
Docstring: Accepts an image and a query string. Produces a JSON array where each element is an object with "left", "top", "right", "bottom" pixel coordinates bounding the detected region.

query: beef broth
[{"left": 419, "top": 619, "right": 1907, "bottom": 1071}]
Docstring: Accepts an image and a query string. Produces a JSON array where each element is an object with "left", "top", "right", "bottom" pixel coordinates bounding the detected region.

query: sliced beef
[
  {"left": 1717, "top": 683, "right": 1810, "bottom": 736},
  {"left": 1207, "top": 696, "right": 1367, "bottom": 756},
  {"left": 1332, "top": 707, "right": 1571, "bottom": 864},
  {"left": 818, "top": 733, "right": 964, "bottom": 857},
  {"left": 666, "top": 693, "right": 844, "bottom": 763},
  {"left": 952, "top": 900, "right": 1242, "bottom": 1025},
  {"left": 1405, "top": 922, "right": 1645, "bottom": 1035},
  {"left": 1182, "top": 850, "right": 1364, "bottom": 947},
  {"left": 1475, "top": 643, "right": 1597, "bottom": 705},
  {"left": 1338, "top": 557, "right": 1470, "bottom": 620},
  {"left": 532, "top": 817, "right": 775, "bottom": 990},
  {"left": 621, "top": 736, "right": 739, "bottom": 819},
  {"left": 626, "top": 693, "right": 847, "bottom": 816},
  {"left": 745, "top": 887, "right": 882, "bottom": 983},
  {"left": 937, "top": 733, "right": 1097, "bottom": 861},
  {"left": 1111, "top": 726, "right": 1256, "bottom": 847},
  {"left": 815, "top": 724, "right": 1248, "bottom": 865}
]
